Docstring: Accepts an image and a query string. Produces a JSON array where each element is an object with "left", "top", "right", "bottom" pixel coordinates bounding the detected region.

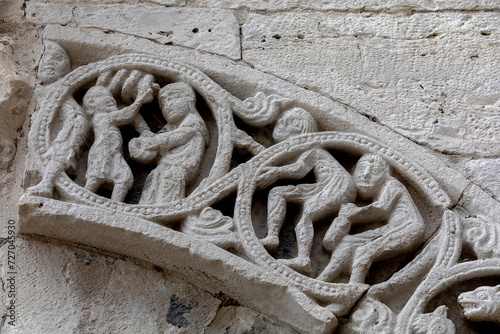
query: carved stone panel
[{"left": 19, "top": 42, "right": 500, "bottom": 333}]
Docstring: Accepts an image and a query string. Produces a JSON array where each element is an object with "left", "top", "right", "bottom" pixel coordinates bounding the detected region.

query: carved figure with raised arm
[
  {"left": 318, "top": 153, "right": 425, "bottom": 284},
  {"left": 129, "top": 82, "right": 209, "bottom": 204},
  {"left": 27, "top": 41, "right": 91, "bottom": 197},
  {"left": 83, "top": 77, "right": 154, "bottom": 202},
  {"left": 259, "top": 107, "right": 355, "bottom": 274}
]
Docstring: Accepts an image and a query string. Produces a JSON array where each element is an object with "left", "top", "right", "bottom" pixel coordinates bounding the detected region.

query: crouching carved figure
[{"left": 318, "top": 153, "right": 425, "bottom": 284}]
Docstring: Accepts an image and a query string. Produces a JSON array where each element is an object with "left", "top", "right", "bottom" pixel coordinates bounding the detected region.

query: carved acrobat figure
[
  {"left": 318, "top": 153, "right": 425, "bottom": 284},
  {"left": 129, "top": 82, "right": 209, "bottom": 204},
  {"left": 259, "top": 107, "right": 355, "bottom": 274},
  {"left": 27, "top": 41, "right": 91, "bottom": 197},
  {"left": 83, "top": 78, "right": 154, "bottom": 202}
]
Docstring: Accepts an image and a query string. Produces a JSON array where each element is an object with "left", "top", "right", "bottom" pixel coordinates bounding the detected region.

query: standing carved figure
[
  {"left": 83, "top": 79, "right": 154, "bottom": 202},
  {"left": 259, "top": 108, "right": 355, "bottom": 274},
  {"left": 129, "top": 82, "right": 209, "bottom": 204},
  {"left": 27, "top": 41, "right": 91, "bottom": 197},
  {"left": 318, "top": 153, "right": 425, "bottom": 284}
]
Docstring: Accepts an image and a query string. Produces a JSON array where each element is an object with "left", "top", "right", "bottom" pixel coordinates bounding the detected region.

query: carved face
[
  {"left": 159, "top": 84, "right": 195, "bottom": 124},
  {"left": 458, "top": 285, "right": 500, "bottom": 323},
  {"left": 273, "top": 108, "right": 317, "bottom": 143},
  {"left": 353, "top": 154, "right": 388, "bottom": 198},
  {"left": 83, "top": 87, "right": 117, "bottom": 114},
  {"left": 38, "top": 42, "right": 71, "bottom": 85}
]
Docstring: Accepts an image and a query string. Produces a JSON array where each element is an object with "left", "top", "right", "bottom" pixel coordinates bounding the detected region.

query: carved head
[
  {"left": 38, "top": 41, "right": 71, "bottom": 85},
  {"left": 353, "top": 154, "right": 389, "bottom": 199},
  {"left": 412, "top": 306, "right": 456, "bottom": 334},
  {"left": 83, "top": 86, "right": 117, "bottom": 114},
  {"left": 272, "top": 107, "right": 318, "bottom": 143},
  {"left": 458, "top": 285, "right": 500, "bottom": 323},
  {"left": 158, "top": 82, "right": 196, "bottom": 124}
]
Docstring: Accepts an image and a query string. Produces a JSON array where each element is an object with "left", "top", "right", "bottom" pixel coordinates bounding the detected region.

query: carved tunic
[
  {"left": 86, "top": 114, "right": 131, "bottom": 185},
  {"left": 140, "top": 113, "right": 208, "bottom": 204}
]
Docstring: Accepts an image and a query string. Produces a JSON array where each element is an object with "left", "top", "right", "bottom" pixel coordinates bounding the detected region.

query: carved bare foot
[
  {"left": 279, "top": 257, "right": 311, "bottom": 275},
  {"left": 260, "top": 235, "right": 280, "bottom": 251}
]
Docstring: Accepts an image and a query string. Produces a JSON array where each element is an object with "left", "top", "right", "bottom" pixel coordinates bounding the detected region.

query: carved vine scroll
[{"left": 20, "top": 48, "right": 500, "bottom": 334}]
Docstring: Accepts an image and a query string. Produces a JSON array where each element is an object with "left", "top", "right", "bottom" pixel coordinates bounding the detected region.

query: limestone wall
[{"left": 1, "top": 1, "right": 500, "bottom": 333}]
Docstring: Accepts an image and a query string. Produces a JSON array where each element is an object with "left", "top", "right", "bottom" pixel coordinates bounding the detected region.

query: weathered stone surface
[
  {"left": 206, "top": 306, "right": 300, "bottom": 333},
  {"left": 25, "top": 3, "right": 74, "bottom": 25},
  {"left": 71, "top": 4, "right": 241, "bottom": 59},
  {"left": 242, "top": 11, "right": 500, "bottom": 156},
  {"left": 0, "top": 238, "right": 221, "bottom": 333},
  {"left": 33, "top": 0, "right": 186, "bottom": 5},
  {"left": 465, "top": 158, "right": 500, "bottom": 201},
  {"left": 2, "top": 1, "right": 500, "bottom": 334},
  {"left": 191, "top": 0, "right": 500, "bottom": 11},
  {"left": 0, "top": 44, "right": 32, "bottom": 236}
]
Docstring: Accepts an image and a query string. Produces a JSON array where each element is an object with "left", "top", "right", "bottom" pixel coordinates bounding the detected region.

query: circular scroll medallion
[
  {"left": 34, "top": 54, "right": 241, "bottom": 219},
  {"left": 33, "top": 53, "right": 452, "bottom": 303},
  {"left": 233, "top": 131, "right": 451, "bottom": 300}
]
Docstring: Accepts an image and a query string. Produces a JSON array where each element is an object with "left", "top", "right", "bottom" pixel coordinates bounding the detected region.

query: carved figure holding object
[
  {"left": 259, "top": 107, "right": 355, "bottom": 274},
  {"left": 318, "top": 153, "right": 425, "bottom": 284},
  {"left": 83, "top": 76, "right": 155, "bottom": 202},
  {"left": 129, "top": 82, "right": 209, "bottom": 204}
]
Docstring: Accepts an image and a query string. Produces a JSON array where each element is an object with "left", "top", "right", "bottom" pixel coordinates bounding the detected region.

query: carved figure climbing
[{"left": 259, "top": 107, "right": 355, "bottom": 274}]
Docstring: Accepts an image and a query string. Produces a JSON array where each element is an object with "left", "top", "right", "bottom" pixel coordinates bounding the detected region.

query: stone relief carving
[
  {"left": 20, "top": 46, "right": 500, "bottom": 334},
  {"left": 458, "top": 285, "right": 500, "bottom": 325}
]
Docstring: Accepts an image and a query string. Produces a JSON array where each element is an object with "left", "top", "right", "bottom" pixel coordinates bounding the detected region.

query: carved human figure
[
  {"left": 259, "top": 107, "right": 355, "bottom": 274},
  {"left": 84, "top": 79, "right": 154, "bottom": 202},
  {"left": 129, "top": 82, "right": 209, "bottom": 204},
  {"left": 37, "top": 40, "right": 71, "bottom": 87},
  {"left": 318, "top": 153, "right": 425, "bottom": 284},
  {"left": 458, "top": 285, "right": 500, "bottom": 324},
  {"left": 27, "top": 41, "right": 91, "bottom": 197}
]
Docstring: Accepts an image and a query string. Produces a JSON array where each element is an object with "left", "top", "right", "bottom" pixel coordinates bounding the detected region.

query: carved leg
[
  {"left": 260, "top": 186, "right": 293, "bottom": 251},
  {"left": 27, "top": 160, "right": 64, "bottom": 197},
  {"left": 317, "top": 242, "right": 353, "bottom": 282},
  {"left": 285, "top": 212, "right": 314, "bottom": 274},
  {"left": 323, "top": 216, "right": 351, "bottom": 252},
  {"left": 85, "top": 177, "right": 101, "bottom": 194},
  {"left": 112, "top": 177, "right": 134, "bottom": 202},
  {"left": 349, "top": 247, "right": 373, "bottom": 284}
]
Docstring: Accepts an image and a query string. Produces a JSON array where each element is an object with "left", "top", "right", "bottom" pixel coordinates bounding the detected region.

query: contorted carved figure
[
  {"left": 129, "top": 82, "right": 209, "bottom": 204},
  {"left": 458, "top": 285, "right": 500, "bottom": 324},
  {"left": 318, "top": 153, "right": 425, "bottom": 284},
  {"left": 83, "top": 79, "right": 154, "bottom": 202},
  {"left": 259, "top": 107, "right": 355, "bottom": 274},
  {"left": 27, "top": 41, "right": 91, "bottom": 197}
]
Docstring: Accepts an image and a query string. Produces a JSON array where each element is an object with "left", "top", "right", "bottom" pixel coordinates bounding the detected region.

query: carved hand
[
  {"left": 135, "top": 74, "right": 156, "bottom": 104},
  {"left": 339, "top": 202, "right": 359, "bottom": 217}
]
